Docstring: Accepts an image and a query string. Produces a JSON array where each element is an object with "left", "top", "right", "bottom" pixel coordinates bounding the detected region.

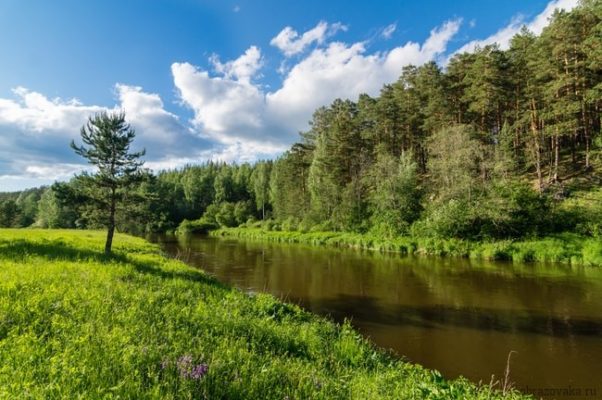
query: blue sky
[{"left": 0, "top": 0, "right": 578, "bottom": 191}]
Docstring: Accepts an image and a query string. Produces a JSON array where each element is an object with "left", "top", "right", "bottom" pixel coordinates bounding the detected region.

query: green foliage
[
  {"left": 250, "top": 161, "right": 272, "bottom": 219},
  {"left": 176, "top": 218, "right": 219, "bottom": 235},
  {"left": 427, "top": 124, "right": 485, "bottom": 202},
  {"left": 280, "top": 217, "right": 300, "bottom": 231},
  {"left": 36, "top": 187, "right": 77, "bottom": 228},
  {"left": 412, "top": 199, "right": 475, "bottom": 239},
  {"left": 0, "top": 200, "right": 19, "bottom": 228},
  {"left": 213, "top": 227, "right": 602, "bottom": 267},
  {"left": 70, "top": 111, "right": 146, "bottom": 254},
  {"left": 366, "top": 148, "right": 422, "bottom": 237},
  {"left": 215, "top": 202, "right": 237, "bottom": 227},
  {"left": 0, "top": 230, "right": 527, "bottom": 399},
  {"left": 0, "top": 187, "right": 46, "bottom": 228},
  {"left": 233, "top": 200, "right": 254, "bottom": 226}
]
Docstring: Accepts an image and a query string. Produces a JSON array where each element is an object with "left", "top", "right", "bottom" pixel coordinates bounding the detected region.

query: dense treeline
[
  {"left": 1, "top": 2, "right": 600, "bottom": 240},
  {"left": 0, "top": 188, "right": 45, "bottom": 228}
]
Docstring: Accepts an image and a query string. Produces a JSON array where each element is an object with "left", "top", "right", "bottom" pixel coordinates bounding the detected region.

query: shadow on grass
[{"left": 0, "top": 238, "right": 226, "bottom": 289}]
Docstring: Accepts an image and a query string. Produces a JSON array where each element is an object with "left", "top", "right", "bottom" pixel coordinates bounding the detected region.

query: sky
[{"left": 0, "top": 0, "right": 579, "bottom": 192}]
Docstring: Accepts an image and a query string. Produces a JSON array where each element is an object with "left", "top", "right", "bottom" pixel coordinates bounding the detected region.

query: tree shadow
[{"left": 0, "top": 237, "right": 227, "bottom": 289}]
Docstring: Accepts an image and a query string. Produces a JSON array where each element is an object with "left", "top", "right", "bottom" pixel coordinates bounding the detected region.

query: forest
[{"left": 1, "top": 1, "right": 601, "bottom": 243}]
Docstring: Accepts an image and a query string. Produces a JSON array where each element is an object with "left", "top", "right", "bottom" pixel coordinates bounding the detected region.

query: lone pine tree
[{"left": 71, "top": 111, "right": 145, "bottom": 254}]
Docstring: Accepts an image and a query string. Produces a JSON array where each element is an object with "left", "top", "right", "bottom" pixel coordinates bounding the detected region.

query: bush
[
  {"left": 582, "top": 240, "right": 602, "bottom": 266},
  {"left": 411, "top": 199, "right": 474, "bottom": 239},
  {"left": 216, "top": 203, "right": 237, "bottom": 227},
  {"left": 176, "top": 217, "right": 219, "bottom": 234},
  {"left": 234, "top": 201, "right": 254, "bottom": 226},
  {"left": 297, "top": 218, "right": 314, "bottom": 233},
  {"left": 280, "top": 217, "right": 299, "bottom": 231},
  {"left": 414, "top": 181, "right": 553, "bottom": 240},
  {"left": 261, "top": 219, "right": 279, "bottom": 231}
]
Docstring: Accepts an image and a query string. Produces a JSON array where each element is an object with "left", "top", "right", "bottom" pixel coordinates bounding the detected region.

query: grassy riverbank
[
  {"left": 212, "top": 227, "right": 602, "bottom": 266},
  {"left": 0, "top": 229, "right": 528, "bottom": 399}
]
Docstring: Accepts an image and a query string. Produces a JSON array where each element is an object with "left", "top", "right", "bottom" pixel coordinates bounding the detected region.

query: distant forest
[{"left": 1, "top": 1, "right": 601, "bottom": 240}]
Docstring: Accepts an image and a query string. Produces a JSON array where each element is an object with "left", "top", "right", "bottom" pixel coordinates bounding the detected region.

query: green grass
[
  {"left": 212, "top": 228, "right": 602, "bottom": 266},
  {"left": 0, "top": 229, "right": 528, "bottom": 399}
]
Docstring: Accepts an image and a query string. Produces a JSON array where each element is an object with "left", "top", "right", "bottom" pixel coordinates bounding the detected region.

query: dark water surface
[{"left": 152, "top": 234, "right": 602, "bottom": 398}]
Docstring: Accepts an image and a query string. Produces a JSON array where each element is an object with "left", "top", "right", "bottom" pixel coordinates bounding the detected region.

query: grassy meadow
[{"left": 0, "top": 229, "right": 529, "bottom": 399}]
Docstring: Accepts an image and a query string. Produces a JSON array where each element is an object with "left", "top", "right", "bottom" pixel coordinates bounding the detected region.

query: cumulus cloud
[
  {"left": 454, "top": 0, "right": 578, "bottom": 54},
  {"left": 173, "top": 18, "right": 461, "bottom": 146},
  {"left": 172, "top": 61, "right": 267, "bottom": 139},
  {"left": 210, "top": 46, "right": 263, "bottom": 83},
  {"left": 0, "top": 87, "right": 104, "bottom": 133},
  {"left": 270, "top": 21, "right": 347, "bottom": 57},
  {"left": 269, "top": 20, "right": 461, "bottom": 131},
  {"left": 0, "top": 85, "right": 218, "bottom": 190}
]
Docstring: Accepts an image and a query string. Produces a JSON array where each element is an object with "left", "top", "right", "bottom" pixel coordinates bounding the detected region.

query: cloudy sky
[{"left": 0, "top": 0, "right": 577, "bottom": 191}]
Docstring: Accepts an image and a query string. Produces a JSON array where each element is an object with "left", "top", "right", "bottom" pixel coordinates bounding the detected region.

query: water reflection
[{"left": 154, "top": 234, "right": 602, "bottom": 398}]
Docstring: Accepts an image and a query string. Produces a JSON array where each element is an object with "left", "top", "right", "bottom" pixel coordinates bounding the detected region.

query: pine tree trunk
[
  {"left": 105, "top": 223, "right": 115, "bottom": 255},
  {"left": 582, "top": 104, "right": 590, "bottom": 169},
  {"left": 536, "top": 144, "right": 543, "bottom": 193},
  {"left": 585, "top": 131, "right": 590, "bottom": 169},
  {"left": 105, "top": 187, "right": 117, "bottom": 255},
  {"left": 571, "top": 132, "right": 576, "bottom": 164},
  {"left": 530, "top": 100, "right": 543, "bottom": 193},
  {"left": 553, "top": 131, "right": 560, "bottom": 182}
]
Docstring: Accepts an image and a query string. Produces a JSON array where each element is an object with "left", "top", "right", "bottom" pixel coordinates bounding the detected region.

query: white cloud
[
  {"left": 24, "top": 163, "right": 90, "bottom": 179},
  {"left": 0, "top": 161, "right": 93, "bottom": 192},
  {"left": 202, "top": 141, "right": 284, "bottom": 164},
  {"left": 0, "top": 78, "right": 287, "bottom": 190},
  {"left": 267, "top": 19, "right": 461, "bottom": 132},
  {"left": 0, "top": 85, "right": 218, "bottom": 189},
  {"left": 454, "top": 0, "right": 578, "bottom": 54},
  {"left": 171, "top": 61, "right": 266, "bottom": 139},
  {"left": 381, "top": 23, "right": 397, "bottom": 40},
  {"left": 270, "top": 21, "right": 347, "bottom": 57},
  {"left": 422, "top": 19, "right": 464, "bottom": 56},
  {"left": 173, "top": 19, "right": 461, "bottom": 147},
  {"left": 528, "top": 0, "right": 578, "bottom": 33},
  {"left": 0, "top": 87, "right": 103, "bottom": 134},
  {"left": 210, "top": 46, "right": 263, "bottom": 83},
  {"left": 0, "top": 84, "right": 189, "bottom": 152},
  {"left": 0, "top": 176, "right": 60, "bottom": 192}
]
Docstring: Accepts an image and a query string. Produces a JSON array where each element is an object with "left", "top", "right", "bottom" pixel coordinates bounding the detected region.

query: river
[{"left": 153, "top": 234, "right": 602, "bottom": 399}]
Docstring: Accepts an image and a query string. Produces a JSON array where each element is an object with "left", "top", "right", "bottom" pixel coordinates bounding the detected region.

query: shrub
[
  {"left": 216, "top": 203, "right": 237, "bottom": 227},
  {"left": 411, "top": 199, "right": 474, "bottom": 239},
  {"left": 176, "top": 217, "right": 219, "bottom": 234},
  {"left": 280, "top": 217, "right": 299, "bottom": 232}
]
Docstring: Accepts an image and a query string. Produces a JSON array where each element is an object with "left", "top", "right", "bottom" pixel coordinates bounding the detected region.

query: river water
[{"left": 153, "top": 234, "right": 602, "bottom": 398}]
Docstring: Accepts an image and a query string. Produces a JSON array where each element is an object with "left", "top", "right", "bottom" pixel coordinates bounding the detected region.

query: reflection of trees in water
[
  {"left": 315, "top": 294, "right": 602, "bottom": 338},
  {"left": 163, "top": 235, "right": 602, "bottom": 337}
]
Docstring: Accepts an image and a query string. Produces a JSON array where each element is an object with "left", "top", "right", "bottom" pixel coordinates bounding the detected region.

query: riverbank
[
  {"left": 211, "top": 227, "right": 602, "bottom": 266},
  {"left": 0, "top": 229, "right": 527, "bottom": 399}
]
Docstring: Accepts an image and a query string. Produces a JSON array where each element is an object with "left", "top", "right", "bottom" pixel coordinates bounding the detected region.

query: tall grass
[
  {"left": 212, "top": 228, "right": 602, "bottom": 266},
  {"left": 0, "top": 229, "right": 527, "bottom": 399}
]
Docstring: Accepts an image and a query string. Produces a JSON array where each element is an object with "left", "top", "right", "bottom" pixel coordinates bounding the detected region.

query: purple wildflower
[
  {"left": 177, "top": 355, "right": 193, "bottom": 377},
  {"left": 189, "top": 363, "right": 209, "bottom": 380},
  {"left": 160, "top": 358, "right": 170, "bottom": 370},
  {"left": 175, "top": 354, "right": 209, "bottom": 380}
]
